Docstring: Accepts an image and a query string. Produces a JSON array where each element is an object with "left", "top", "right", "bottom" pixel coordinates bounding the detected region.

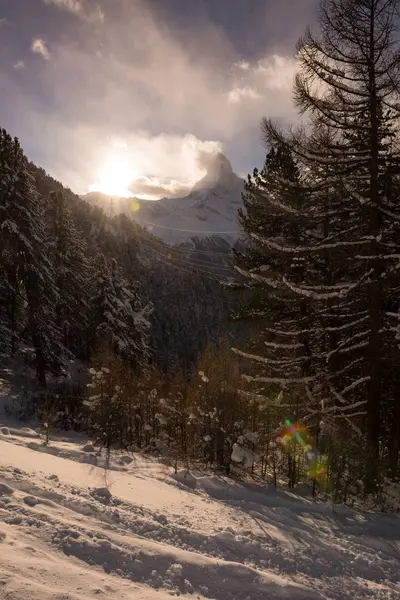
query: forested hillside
[{"left": 0, "top": 137, "right": 237, "bottom": 379}]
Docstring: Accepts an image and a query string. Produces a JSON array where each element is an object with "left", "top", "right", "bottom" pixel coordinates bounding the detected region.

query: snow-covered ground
[{"left": 0, "top": 424, "right": 400, "bottom": 600}]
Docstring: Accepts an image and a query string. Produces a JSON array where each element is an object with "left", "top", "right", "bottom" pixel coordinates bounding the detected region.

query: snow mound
[
  {"left": 23, "top": 495, "right": 40, "bottom": 507},
  {"left": 90, "top": 487, "right": 112, "bottom": 501},
  {"left": 231, "top": 443, "right": 259, "bottom": 468},
  {"left": 82, "top": 443, "right": 96, "bottom": 453},
  {"left": 0, "top": 482, "right": 14, "bottom": 495},
  {"left": 172, "top": 470, "right": 197, "bottom": 490},
  {"left": 20, "top": 427, "right": 40, "bottom": 438},
  {"left": 120, "top": 454, "right": 133, "bottom": 464}
]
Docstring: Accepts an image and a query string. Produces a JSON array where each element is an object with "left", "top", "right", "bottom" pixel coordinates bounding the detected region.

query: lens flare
[
  {"left": 131, "top": 201, "right": 141, "bottom": 212},
  {"left": 278, "top": 419, "right": 327, "bottom": 480}
]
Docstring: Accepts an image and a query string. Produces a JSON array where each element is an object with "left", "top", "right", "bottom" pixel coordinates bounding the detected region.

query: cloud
[
  {"left": 13, "top": 61, "right": 25, "bottom": 71},
  {"left": 38, "top": 4, "right": 298, "bottom": 138},
  {"left": 126, "top": 138, "right": 223, "bottom": 199},
  {"left": 31, "top": 38, "right": 50, "bottom": 60},
  {"left": 228, "top": 54, "right": 297, "bottom": 105},
  {"left": 234, "top": 60, "right": 251, "bottom": 71},
  {"left": 129, "top": 176, "right": 191, "bottom": 200},
  {"left": 228, "top": 85, "right": 261, "bottom": 105},
  {"left": 196, "top": 147, "right": 225, "bottom": 172},
  {"left": 43, "top": 0, "right": 83, "bottom": 15},
  {"left": 4, "top": 0, "right": 301, "bottom": 193},
  {"left": 255, "top": 55, "right": 298, "bottom": 90},
  {"left": 87, "top": 133, "right": 222, "bottom": 198},
  {"left": 42, "top": 0, "right": 104, "bottom": 21}
]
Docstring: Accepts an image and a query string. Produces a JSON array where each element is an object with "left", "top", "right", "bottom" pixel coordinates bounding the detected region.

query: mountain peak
[
  {"left": 82, "top": 151, "right": 244, "bottom": 246},
  {"left": 192, "top": 152, "right": 235, "bottom": 191},
  {"left": 206, "top": 152, "right": 233, "bottom": 179}
]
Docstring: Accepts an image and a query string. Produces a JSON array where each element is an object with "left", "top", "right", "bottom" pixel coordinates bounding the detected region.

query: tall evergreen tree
[
  {"left": 0, "top": 128, "right": 64, "bottom": 385},
  {"left": 232, "top": 142, "right": 338, "bottom": 488},
  {"left": 261, "top": 0, "right": 400, "bottom": 489},
  {"left": 234, "top": 143, "right": 313, "bottom": 386},
  {"left": 89, "top": 253, "right": 151, "bottom": 370},
  {"left": 45, "top": 190, "right": 90, "bottom": 356}
]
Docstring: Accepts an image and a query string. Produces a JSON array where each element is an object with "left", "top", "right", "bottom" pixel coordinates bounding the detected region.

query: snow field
[{"left": 0, "top": 430, "right": 399, "bottom": 599}]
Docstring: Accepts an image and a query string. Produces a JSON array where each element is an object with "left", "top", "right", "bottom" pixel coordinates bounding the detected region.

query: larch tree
[
  {"left": 232, "top": 141, "right": 338, "bottom": 488},
  {"left": 262, "top": 0, "right": 400, "bottom": 489}
]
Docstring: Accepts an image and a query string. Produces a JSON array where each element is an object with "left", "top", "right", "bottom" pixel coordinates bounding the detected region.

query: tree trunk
[
  {"left": 10, "top": 292, "right": 17, "bottom": 355},
  {"left": 388, "top": 399, "right": 400, "bottom": 478},
  {"left": 365, "top": 10, "right": 382, "bottom": 494},
  {"left": 34, "top": 335, "right": 47, "bottom": 388}
]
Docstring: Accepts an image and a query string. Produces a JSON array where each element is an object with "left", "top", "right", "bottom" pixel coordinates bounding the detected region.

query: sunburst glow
[{"left": 89, "top": 153, "right": 136, "bottom": 197}]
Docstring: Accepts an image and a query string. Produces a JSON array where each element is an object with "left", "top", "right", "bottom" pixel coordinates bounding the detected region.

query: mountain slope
[
  {"left": 83, "top": 153, "right": 245, "bottom": 246},
  {"left": 25, "top": 159, "right": 238, "bottom": 373}
]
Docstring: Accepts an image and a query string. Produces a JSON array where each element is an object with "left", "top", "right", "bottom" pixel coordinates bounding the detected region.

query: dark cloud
[{"left": 146, "top": 0, "right": 319, "bottom": 58}]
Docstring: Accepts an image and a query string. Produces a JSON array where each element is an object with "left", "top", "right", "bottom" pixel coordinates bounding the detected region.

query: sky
[{"left": 0, "top": 0, "right": 319, "bottom": 198}]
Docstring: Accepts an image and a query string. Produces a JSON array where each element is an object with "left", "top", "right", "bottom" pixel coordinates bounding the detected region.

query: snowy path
[{"left": 0, "top": 431, "right": 400, "bottom": 599}]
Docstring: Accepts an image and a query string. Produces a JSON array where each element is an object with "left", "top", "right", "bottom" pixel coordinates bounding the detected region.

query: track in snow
[{"left": 0, "top": 432, "right": 399, "bottom": 600}]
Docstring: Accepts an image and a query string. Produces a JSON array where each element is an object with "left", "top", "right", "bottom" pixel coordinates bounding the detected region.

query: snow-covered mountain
[{"left": 83, "top": 153, "right": 245, "bottom": 247}]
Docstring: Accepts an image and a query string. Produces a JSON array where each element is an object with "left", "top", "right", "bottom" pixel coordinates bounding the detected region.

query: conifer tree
[
  {"left": 89, "top": 253, "right": 151, "bottom": 370},
  {"left": 45, "top": 190, "right": 90, "bottom": 356},
  {"left": 233, "top": 143, "right": 314, "bottom": 391},
  {"left": 0, "top": 128, "right": 63, "bottom": 385},
  {"left": 261, "top": 0, "right": 400, "bottom": 489}
]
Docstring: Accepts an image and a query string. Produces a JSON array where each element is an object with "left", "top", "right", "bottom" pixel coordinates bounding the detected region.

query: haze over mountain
[
  {"left": 83, "top": 152, "right": 245, "bottom": 246},
  {"left": 1, "top": 0, "right": 314, "bottom": 194}
]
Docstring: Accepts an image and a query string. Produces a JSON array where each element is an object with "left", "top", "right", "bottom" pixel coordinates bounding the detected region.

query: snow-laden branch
[
  {"left": 378, "top": 206, "right": 400, "bottom": 221},
  {"left": 328, "top": 357, "right": 364, "bottom": 379},
  {"left": 339, "top": 398, "right": 368, "bottom": 412},
  {"left": 386, "top": 311, "right": 400, "bottom": 320},
  {"left": 234, "top": 265, "right": 281, "bottom": 289},
  {"left": 340, "top": 377, "right": 370, "bottom": 396},
  {"left": 251, "top": 232, "right": 375, "bottom": 255},
  {"left": 283, "top": 269, "right": 373, "bottom": 300},
  {"left": 355, "top": 254, "right": 400, "bottom": 261},
  {"left": 238, "top": 389, "right": 294, "bottom": 408},
  {"left": 328, "top": 384, "right": 364, "bottom": 435},
  {"left": 263, "top": 326, "right": 311, "bottom": 337},
  {"left": 336, "top": 338, "right": 369, "bottom": 355},
  {"left": 232, "top": 347, "right": 306, "bottom": 366},
  {"left": 263, "top": 340, "right": 304, "bottom": 350},
  {"left": 336, "top": 411, "right": 366, "bottom": 419},
  {"left": 253, "top": 190, "right": 300, "bottom": 215},
  {"left": 325, "top": 315, "right": 369, "bottom": 332},
  {"left": 242, "top": 374, "right": 315, "bottom": 384}
]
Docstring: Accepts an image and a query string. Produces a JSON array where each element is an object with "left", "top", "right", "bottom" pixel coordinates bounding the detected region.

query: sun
[{"left": 89, "top": 154, "right": 136, "bottom": 197}]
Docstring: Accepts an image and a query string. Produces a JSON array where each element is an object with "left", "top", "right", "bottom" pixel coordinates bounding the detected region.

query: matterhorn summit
[
  {"left": 191, "top": 152, "right": 238, "bottom": 191},
  {"left": 82, "top": 152, "right": 245, "bottom": 247},
  {"left": 135, "top": 152, "right": 245, "bottom": 246}
]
